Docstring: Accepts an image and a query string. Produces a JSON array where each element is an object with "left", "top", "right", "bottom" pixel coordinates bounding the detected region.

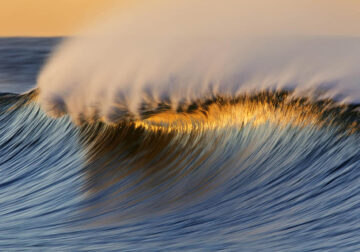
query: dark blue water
[
  {"left": 0, "top": 38, "right": 61, "bottom": 93},
  {"left": 1, "top": 38, "right": 360, "bottom": 251}
]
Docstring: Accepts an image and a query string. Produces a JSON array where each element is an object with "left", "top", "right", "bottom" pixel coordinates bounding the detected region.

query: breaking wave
[
  {"left": 2, "top": 0, "right": 360, "bottom": 250},
  {"left": 1, "top": 89, "right": 360, "bottom": 250}
]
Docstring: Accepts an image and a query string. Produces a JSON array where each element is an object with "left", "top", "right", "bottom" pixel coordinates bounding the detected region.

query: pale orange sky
[
  {"left": 0, "top": 0, "right": 123, "bottom": 36},
  {"left": 0, "top": 0, "right": 359, "bottom": 37}
]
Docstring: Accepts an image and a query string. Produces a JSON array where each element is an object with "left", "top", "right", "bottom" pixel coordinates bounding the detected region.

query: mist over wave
[{"left": 37, "top": 0, "right": 360, "bottom": 123}]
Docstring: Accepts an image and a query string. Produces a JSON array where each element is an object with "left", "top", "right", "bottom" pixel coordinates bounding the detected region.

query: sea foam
[{"left": 37, "top": 0, "right": 360, "bottom": 123}]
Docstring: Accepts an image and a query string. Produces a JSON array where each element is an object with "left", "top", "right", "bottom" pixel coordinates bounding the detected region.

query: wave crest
[{"left": 37, "top": 0, "right": 360, "bottom": 123}]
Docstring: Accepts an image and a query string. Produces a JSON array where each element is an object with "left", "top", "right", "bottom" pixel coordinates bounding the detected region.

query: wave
[
  {"left": 3, "top": 0, "right": 360, "bottom": 249},
  {"left": 4, "top": 89, "right": 360, "bottom": 169},
  {"left": 1, "top": 89, "right": 360, "bottom": 250}
]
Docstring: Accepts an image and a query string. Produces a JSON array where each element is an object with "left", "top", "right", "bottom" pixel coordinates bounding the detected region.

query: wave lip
[{"left": 22, "top": 88, "right": 360, "bottom": 135}]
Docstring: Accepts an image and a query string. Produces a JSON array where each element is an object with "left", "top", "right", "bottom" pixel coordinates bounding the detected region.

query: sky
[
  {"left": 0, "top": 0, "right": 123, "bottom": 36},
  {"left": 0, "top": 0, "right": 359, "bottom": 37}
]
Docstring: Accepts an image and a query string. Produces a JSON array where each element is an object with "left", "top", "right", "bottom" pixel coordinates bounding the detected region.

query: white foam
[{"left": 37, "top": 0, "right": 360, "bottom": 122}]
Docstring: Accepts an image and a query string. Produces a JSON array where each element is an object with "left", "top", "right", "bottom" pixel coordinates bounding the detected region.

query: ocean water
[
  {"left": 0, "top": 38, "right": 60, "bottom": 93},
  {"left": 1, "top": 37, "right": 360, "bottom": 252}
]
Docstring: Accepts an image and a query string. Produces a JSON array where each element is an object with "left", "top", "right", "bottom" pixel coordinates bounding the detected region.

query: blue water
[
  {"left": 1, "top": 38, "right": 360, "bottom": 251},
  {"left": 0, "top": 38, "right": 60, "bottom": 93}
]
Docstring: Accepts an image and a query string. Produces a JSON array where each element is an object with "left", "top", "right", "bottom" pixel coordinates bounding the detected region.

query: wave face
[{"left": 1, "top": 90, "right": 360, "bottom": 250}]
